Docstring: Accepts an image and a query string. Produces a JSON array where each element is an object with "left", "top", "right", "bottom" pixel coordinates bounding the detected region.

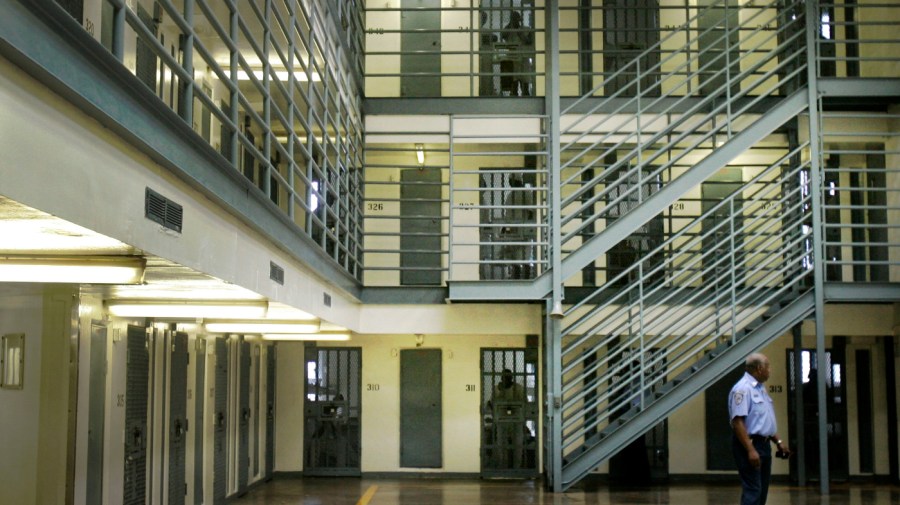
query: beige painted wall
[
  {"left": 0, "top": 287, "right": 44, "bottom": 505},
  {"left": 275, "top": 331, "right": 531, "bottom": 474}
]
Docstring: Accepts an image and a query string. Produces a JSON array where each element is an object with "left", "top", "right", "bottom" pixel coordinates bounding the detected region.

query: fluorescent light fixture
[
  {"left": 204, "top": 320, "right": 319, "bottom": 334},
  {"left": 107, "top": 300, "right": 268, "bottom": 319},
  {"left": 0, "top": 256, "right": 145, "bottom": 284},
  {"left": 415, "top": 144, "right": 425, "bottom": 165},
  {"left": 262, "top": 333, "right": 350, "bottom": 342},
  {"left": 236, "top": 69, "right": 320, "bottom": 82}
]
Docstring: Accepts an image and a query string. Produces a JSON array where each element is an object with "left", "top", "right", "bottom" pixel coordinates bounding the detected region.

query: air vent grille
[
  {"left": 269, "top": 262, "right": 285, "bottom": 285},
  {"left": 145, "top": 188, "right": 183, "bottom": 233}
]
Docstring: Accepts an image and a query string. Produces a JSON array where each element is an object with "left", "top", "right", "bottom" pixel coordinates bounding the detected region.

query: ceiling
[{"left": 0, "top": 195, "right": 329, "bottom": 324}]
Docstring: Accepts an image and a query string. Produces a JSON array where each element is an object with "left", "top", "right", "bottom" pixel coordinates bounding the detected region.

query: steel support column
[
  {"left": 804, "top": 0, "right": 829, "bottom": 494},
  {"left": 547, "top": 0, "right": 563, "bottom": 317},
  {"left": 544, "top": 299, "right": 563, "bottom": 491}
]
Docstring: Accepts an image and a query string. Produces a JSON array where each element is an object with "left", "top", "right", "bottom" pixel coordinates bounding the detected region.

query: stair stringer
[
  {"left": 559, "top": 291, "right": 815, "bottom": 491},
  {"left": 559, "top": 89, "right": 809, "bottom": 282},
  {"left": 447, "top": 89, "right": 809, "bottom": 302}
]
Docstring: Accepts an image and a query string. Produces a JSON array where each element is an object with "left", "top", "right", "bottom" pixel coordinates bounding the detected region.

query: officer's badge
[{"left": 734, "top": 391, "right": 744, "bottom": 405}]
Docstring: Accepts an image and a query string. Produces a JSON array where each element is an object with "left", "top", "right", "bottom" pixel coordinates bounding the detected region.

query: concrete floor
[{"left": 230, "top": 477, "right": 900, "bottom": 505}]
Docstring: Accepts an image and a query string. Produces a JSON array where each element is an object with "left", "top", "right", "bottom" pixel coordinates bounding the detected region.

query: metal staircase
[
  {"left": 555, "top": 150, "right": 816, "bottom": 488},
  {"left": 542, "top": 0, "right": 819, "bottom": 490}
]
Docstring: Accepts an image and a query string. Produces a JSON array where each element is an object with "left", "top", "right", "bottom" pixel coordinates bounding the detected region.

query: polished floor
[{"left": 231, "top": 478, "right": 900, "bottom": 505}]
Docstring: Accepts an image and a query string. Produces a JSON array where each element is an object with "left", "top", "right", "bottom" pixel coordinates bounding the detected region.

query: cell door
[
  {"left": 265, "top": 345, "right": 276, "bottom": 479},
  {"left": 238, "top": 340, "right": 251, "bottom": 491},
  {"left": 56, "top": 0, "right": 84, "bottom": 22},
  {"left": 603, "top": 0, "right": 660, "bottom": 97},
  {"left": 303, "top": 347, "right": 362, "bottom": 476},
  {"left": 479, "top": 169, "right": 538, "bottom": 280},
  {"left": 401, "top": 0, "right": 441, "bottom": 96},
  {"left": 213, "top": 337, "right": 227, "bottom": 505},
  {"left": 787, "top": 348, "right": 849, "bottom": 481},
  {"left": 135, "top": 3, "right": 159, "bottom": 92},
  {"left": 698, "top": 0, "right": 740, "bottom": 96},
  {"left": 193, "top": 339, "right": 206, "bottom": 504},
  {"left": 400, "top": 168, "right": 443, "bottom": 285},
  {"left": 606, "top": 166, "right": 664, "bottom": 286},
  {"left": 702, "top": 169, "right": 743, "bottom": 287},
  {"left": 124, "top": 325, "right": 150, "bottom": 505},
  {"left": 608, "top": 346, "right": 669, "bottom": 484},
  {"left": 401, "top": 349, "right": 442, "bottom": 468},
  {"left": 86, "top": 322, "right": 107, "bottom": 505},
  {"left": 480, "top": 348, "right": 538, "bottom": 478},
  {"left": 169, "top": 332, "right": 189, "bottom": 505},
  {"left": 704, "top": 364, "right": 745, "bottom": 470}
]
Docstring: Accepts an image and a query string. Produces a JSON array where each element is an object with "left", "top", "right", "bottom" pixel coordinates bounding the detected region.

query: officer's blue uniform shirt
[{"left": 728, "top": 371, "right": 777, "bottom": 437}]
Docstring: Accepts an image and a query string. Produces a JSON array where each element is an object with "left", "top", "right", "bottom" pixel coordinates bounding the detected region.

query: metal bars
[
  {"left": 363, "top": 1, "right": 900, "bottom": 98},
  {"left": 557, "top": 0, "right": 808, "bottom": 266},
  {"left": 72, "top": 0, "right": 365, "bottom": 280},
  {"left": 820, "top": 109, "right": 900, "bottom": 283}
]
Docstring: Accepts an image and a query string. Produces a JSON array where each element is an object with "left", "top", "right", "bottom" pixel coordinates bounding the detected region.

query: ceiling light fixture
[
  {"left": 261, "top": 333, "right": 350, "bottom": 342},
  {"left": 0, "top": 255, "right": 145, "bottom": 284},
  {"left": 106, "top": 300, "right": 268, "bottom": 319},
  {"left": 204, "top": 320, "right": 319, "bottom": 334},
  {"left": 415, "top": 144, "right": 426, "bottom": 166}
]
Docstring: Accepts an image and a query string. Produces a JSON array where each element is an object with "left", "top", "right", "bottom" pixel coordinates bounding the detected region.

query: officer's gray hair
[{"left": 745, "top": 353, "right": 767, "bottom": 371}]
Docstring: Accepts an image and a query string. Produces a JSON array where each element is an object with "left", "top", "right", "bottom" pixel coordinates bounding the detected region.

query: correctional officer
[{"left": 728, "top": 353, "right": 791, "bottom": 505}]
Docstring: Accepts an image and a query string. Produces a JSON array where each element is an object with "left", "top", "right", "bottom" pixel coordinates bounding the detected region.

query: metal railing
[
  {"left": 820, "top": 108, "right": 900, "bottom": 282},
  {"left": 54, "top": 0, "right": 366, "bottom": 279},
  {"left": 365, "top": 2, "right": 545, "bottom": 98},
  {"left": 557, "top": 0, "right": 807, "bottom": 260},
  {"left": 363, "top": 1, "right": 900, "bottom": 98},
  {"left": 448, "top": 115, "right": 551, "bottom": 282},
  {"left": 362, "top": 115, "right": 551, "bottom": 286},
  {"left": 557, "top": 144, "right": 814, "bottom": 463},
  {"left": 817, "top": 2, "right": 900, "bottom": 79}
]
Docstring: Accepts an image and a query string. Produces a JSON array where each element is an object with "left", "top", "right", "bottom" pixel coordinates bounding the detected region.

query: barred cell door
[
  {"left": 238, "top": 340, "right": 251, "bottom": 492},
  {"left": 303, "top": 347, "right": 362, "bottom": 476},
  {"left": 265, "top": 345, "right": 276, "bottom": 479},
  {"left": 603, "top": 0, "right": 660, "bottom": 96},
  {"left": 124, "top": 326, "right": 149, "bottom": 505},
  {"left": 213, "top": 337, "right": 227, "bottom": 505},
  {"left": 480, "top": 348, "right": 538, "bottom": 478},
  {"left": 168, "top": 332, "right": 189, "bottom": 505}
]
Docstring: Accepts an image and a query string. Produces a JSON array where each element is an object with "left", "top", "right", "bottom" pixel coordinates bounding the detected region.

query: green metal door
[
  {"left": 401, "top": 0, "right": 441, "bottom": 96},
  {"left": 400, "top": 349, "right": 442, "bottom": 468},
  {"left": 401, "top": 168, "right": 443, "bottom": 285},
  {"left": 86, "top": 322, "right": 107, "bottom": 505}
]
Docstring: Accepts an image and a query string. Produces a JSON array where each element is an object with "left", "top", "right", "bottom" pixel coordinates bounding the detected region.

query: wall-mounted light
[
  {"left": 0, "top": 256, "right": 145, "bottom": 284},
  {"left": 106, "top": 300, "right": 268, "bottom": 319},
  {"left": 415, "top": 144, "right": 425, "bottom": 166},
  {"left": 261, "top": 333, "right": 350, "bottom": 341},
  {"left": 204, "top": 320, "right": 319, "bottom": 334}
]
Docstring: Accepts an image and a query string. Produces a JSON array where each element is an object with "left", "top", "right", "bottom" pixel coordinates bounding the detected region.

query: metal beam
[
  {"left": 364, "top": 97, "right": 545, "bottom": 115},
  {"left": 823, "top": 283, "right": 900, "bottom": 302},
  {"left": 359, "top": 286, "right": 448, "bottom": 304},
  {"left": 819, "top": 78, "right": 900, "bottom": 98},
  {"left": 447, "top": 277, "right": 549, "bottom": 301}
]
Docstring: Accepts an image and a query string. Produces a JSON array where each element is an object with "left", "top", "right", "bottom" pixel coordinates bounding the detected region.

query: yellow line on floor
[{"left": 357, "top": 484, "right": 379, "bottom": 505}]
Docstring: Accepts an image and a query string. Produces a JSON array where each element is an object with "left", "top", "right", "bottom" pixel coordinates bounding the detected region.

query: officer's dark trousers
[{"left": 732, "top": 434, "right": 772, "bottom": 505}]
